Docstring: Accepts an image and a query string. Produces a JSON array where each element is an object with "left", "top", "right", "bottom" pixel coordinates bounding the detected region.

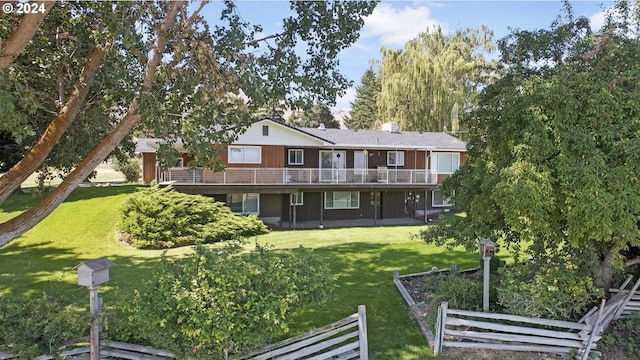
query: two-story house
[{"left": 137, "top": 118, "right": 466, "bottom": 228}]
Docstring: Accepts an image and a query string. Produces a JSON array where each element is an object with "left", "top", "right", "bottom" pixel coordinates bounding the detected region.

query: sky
[{"left": 202, "top": 1, "right": 615, "bottom": 110}]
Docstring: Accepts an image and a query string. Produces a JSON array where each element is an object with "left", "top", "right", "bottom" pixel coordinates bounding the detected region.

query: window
[
  {"left": 262, "top": 125, "right": 269, "bottom": 136},
  {"left": 291, "top": 192, "right": 303, "bottom": 205},
  {"left": 387, "top": 151, "right": 405, "bottom": 166},
  {"left": 229, "top": 193, "right": 259, "bottom": 214},
  {"left": 288, "top": 149, "right": 304, "bottom": 165},
  {"left": 433, "top": 153, "right": 460, "bottom": 173},
  {"left": 228, "top": 146, "right": 261, "bottom": 164},
  {"left": 432, "top": 190, "right": 452, "bottom": 207},
  {"left": 173, "top": 158, "right": 184, "bottom": 168},
  {"left": 325, "top": 191, "right": 359, "bottom": 209}
]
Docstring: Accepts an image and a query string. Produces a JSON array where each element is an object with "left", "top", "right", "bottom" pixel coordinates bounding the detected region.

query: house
[{"left": 137, "top": 118, "right": 466, "bottom": 228}]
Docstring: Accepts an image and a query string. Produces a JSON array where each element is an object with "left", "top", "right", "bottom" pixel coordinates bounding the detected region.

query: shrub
[
  {"left": 430, "top": 273, "right": 483, "bottom": 311},
  {"left": 0, "top": 293, "right": 85, "bottom": 358},
  {"left": 110, "top": 242, "right": 335, "bottom": 359},
  {"left": 113, "top": 157, "right": 141, "bottom": 183},
  {"left": 497, "top": 256, "right": 602, "bottom": 320},
  {"left": 118, "top": 186, "right": 268, "bottom": 249}
]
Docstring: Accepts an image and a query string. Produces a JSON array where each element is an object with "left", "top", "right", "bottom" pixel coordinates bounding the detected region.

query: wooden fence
[
  {"left": 434, "top": 276, "right": 640, "bottom": 360},
  {"left": 235, "top": 305, "right": 368, "bottom": 360},
  {"left": 1, "top": 307, "right": 367, "bottom": 360}
]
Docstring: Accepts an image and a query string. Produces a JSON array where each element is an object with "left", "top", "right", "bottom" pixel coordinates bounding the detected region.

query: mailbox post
[
  {"left": 75, "top": 257, "right": 114, "bottom": 360},
  {"left": 478, "top": 239, "right": 496, "bottom": 312}
]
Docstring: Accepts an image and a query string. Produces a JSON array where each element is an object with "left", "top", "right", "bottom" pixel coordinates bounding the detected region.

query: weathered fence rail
[
  {"left": 235, "top": 305, "right": 368, "bottom": 360},
  {"left": 434, "top": 276, "right": 640, "bottom": 360}
]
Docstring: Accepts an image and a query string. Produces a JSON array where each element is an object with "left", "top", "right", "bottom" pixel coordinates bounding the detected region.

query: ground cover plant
[
  {"left": 118, "top": 186, "right": 268, "bottom": 249},
  {"left": 0, "top": 185, "right": 482, "bottom": 359}
]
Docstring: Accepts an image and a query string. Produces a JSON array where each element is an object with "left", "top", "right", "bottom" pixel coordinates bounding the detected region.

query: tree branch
[
  {"left": 0, "top": 46, "right": 106, "bottom": 205},
  {"left": 0, "top": 0, "right": 56, "bottom": 68},
  {"left": 185, "top": 0, "right": 208, "bottom": 26},
  {"left": 626, "top": 256, "right": 640, "bottom": 268},
  {"left": 0, "top": 0, "right": 186, "bottom": 247}
]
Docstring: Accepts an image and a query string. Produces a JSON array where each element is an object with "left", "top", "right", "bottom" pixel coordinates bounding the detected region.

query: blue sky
[{"left": 202, "top": 1, "right": 614, "bottom": 110}]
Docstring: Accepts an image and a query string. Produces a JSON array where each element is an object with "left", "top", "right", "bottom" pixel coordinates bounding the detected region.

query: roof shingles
[{"left": 298, "top": 127, "right": 466, "bottom": 150}]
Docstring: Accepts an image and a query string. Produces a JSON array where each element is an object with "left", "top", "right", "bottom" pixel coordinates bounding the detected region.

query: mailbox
[
  {"left": 75, "top": 257, "right": 114, "bottom": 287},
  {"left": 478, "top": 238, "right": 496, "bottom": 257}
]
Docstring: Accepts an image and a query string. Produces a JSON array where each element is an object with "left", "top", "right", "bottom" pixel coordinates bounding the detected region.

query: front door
[{"left": 320, "top": 150, "right": 346, "bottom": 182}]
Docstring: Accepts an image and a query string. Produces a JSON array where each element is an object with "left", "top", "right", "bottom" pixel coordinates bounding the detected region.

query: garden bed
[{"left": 396, "top": 269, "right": 584, "bottom": 360}]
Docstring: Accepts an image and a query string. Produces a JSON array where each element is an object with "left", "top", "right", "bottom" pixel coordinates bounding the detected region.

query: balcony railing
[{"left": 161, "top": 167, "right": 439, "bottom": 185}]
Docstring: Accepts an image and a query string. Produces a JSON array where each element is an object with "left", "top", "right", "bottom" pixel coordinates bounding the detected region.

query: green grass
[{"left": 0, "top": 185, "right": 507, "bottom": 359}]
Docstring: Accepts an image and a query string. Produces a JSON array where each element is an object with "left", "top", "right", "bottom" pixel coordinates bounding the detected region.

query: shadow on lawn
[
  {"left": 0, "top": 239, "right": 168, "bottom": 306},
  {"left": 287, "top": 240, "right": 477, "bottom": 359}
]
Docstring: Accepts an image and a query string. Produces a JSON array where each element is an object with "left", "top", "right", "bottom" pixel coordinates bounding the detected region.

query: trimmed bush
[
  {"left": 118, "top": 186, "right": 268, "bottom": 249},
  {"left": 0, "top": 293, "right": 85, "bottom": 358},
  {"left": 110, "top": 242, "right": 335, "bottom": 359}
]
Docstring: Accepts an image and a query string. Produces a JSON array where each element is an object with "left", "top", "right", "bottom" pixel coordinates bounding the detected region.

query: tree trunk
[
  {"left": 594, "top": 246, "right": 620, "bottom": 290},
  {"left": 0, "top": 47, "right": 105, "bottom": 205},
  {"left": 0, "top": 1, "right": 56, "bottom": 68},
  {"left": 0, "top": 1, "right": 184, "bottom": 248}
]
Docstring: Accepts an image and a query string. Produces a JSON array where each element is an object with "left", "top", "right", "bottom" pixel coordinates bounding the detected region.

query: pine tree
[{"left": 344, "top": 67, "right": 380, "bottom": 130}]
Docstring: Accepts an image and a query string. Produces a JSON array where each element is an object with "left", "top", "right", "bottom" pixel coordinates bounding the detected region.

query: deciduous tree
[
  {"left": 421, "top": 1, "right": 640, "bottom": 290},
  {"left": 377, "top": 26, "right": 495, "bottom": 132},
  {"left": 0, "top": 1, "right": 376, "bottom": 247}
]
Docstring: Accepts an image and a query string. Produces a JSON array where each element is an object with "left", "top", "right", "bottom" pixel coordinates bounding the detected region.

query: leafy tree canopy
[
  {"left": 421, "top": 1, "right": 640, "bottom": 289},
  {"left": 377, "top": 26, "right": 496, "bottom": 132},
  {"left": 0, "top": 0, "right": 376, "bottom": 246}
]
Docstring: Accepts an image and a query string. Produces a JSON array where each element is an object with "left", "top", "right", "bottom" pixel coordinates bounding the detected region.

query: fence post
[
  {"left": 358, "top": 305, "right": 368, "bottom": 360},
  {"left": 581, "top": 298, "right": 606, "bottom": 360},
  {"left": 434, "top": 301, "right": 448, "bottom": 355}
]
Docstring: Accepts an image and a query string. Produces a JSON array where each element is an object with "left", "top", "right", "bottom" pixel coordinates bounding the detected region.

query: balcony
[{"left": 161, "top": 167, "right": 439, "bottom": 185}]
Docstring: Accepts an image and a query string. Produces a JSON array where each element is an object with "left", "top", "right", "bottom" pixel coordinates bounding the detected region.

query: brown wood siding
[
  {"left": 282, "top": 192, "right": 322, "bottom": 221},
  {"left": 381, "top": 191, "right": 405, "bottom": 219},
  {"left": 259, "top": 194, "right": 282, "bottom": 217},
  {"left": 218, "top": 145, "right": 285, "bottom": 168},
  {"left": 460, "top": 152, "right": 468, "bottom": 166},
  {"left": 142, "top": 153, "right": 156, "bottom": 184}
]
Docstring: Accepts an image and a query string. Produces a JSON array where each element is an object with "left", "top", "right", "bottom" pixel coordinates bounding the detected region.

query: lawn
[{"left": 0, "top": 185, "right": 496, "bottom": 359}]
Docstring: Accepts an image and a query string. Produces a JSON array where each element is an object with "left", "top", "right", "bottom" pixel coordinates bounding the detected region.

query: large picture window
[
  {"left": 433, "top": 153, "right": 460, "bottom": 173},
  {"left": 387, "top": 151, "right": 405, "bottom": 166},
  {"left": 228, "top": 146, "right": 261, "bottom": 164},
  {"left": 325, "top": 191, "right": 359, "bottom": 209},
  {"left": 229, "top": 193, "right": 259, "bottom": 214}
]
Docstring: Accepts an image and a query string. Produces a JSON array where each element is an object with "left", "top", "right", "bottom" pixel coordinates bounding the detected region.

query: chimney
[
  {"left": 382, "top": 122, "right": 399, "bottom": 133},
  {"left": 317, "top": 123, "right": 326, "bottom": 131}
]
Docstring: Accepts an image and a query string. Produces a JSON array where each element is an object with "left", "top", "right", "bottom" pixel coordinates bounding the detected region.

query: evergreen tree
[
  {"left": 287, "top": 104, "right": 340, "bottom": 128},
  {"left": 344, "top": 67, "right": 380, "bottom": 129}
]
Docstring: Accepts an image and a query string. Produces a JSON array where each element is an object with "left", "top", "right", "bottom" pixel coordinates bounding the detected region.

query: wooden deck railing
[{"left": 161, "top": 167, "right": 439, "bottom": 185}]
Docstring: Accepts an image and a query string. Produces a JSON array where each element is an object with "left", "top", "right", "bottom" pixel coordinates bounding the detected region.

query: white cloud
[
  {"left": 335, "top": 87, "right": 356, "bottom": 110},
  {"left": 360, "top": 3, "right": 445, "bottom": 48},
  {"left": 589, "top": 11, "right": 607, "bottom": 32}
]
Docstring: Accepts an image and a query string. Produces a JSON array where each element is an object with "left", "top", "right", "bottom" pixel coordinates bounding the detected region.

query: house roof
[
  {"left": 135, "top": 119, "right": 467, "bottom": 153},
  {"left": 297, "top": 127, "right": 466, "bottom": 151}
]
